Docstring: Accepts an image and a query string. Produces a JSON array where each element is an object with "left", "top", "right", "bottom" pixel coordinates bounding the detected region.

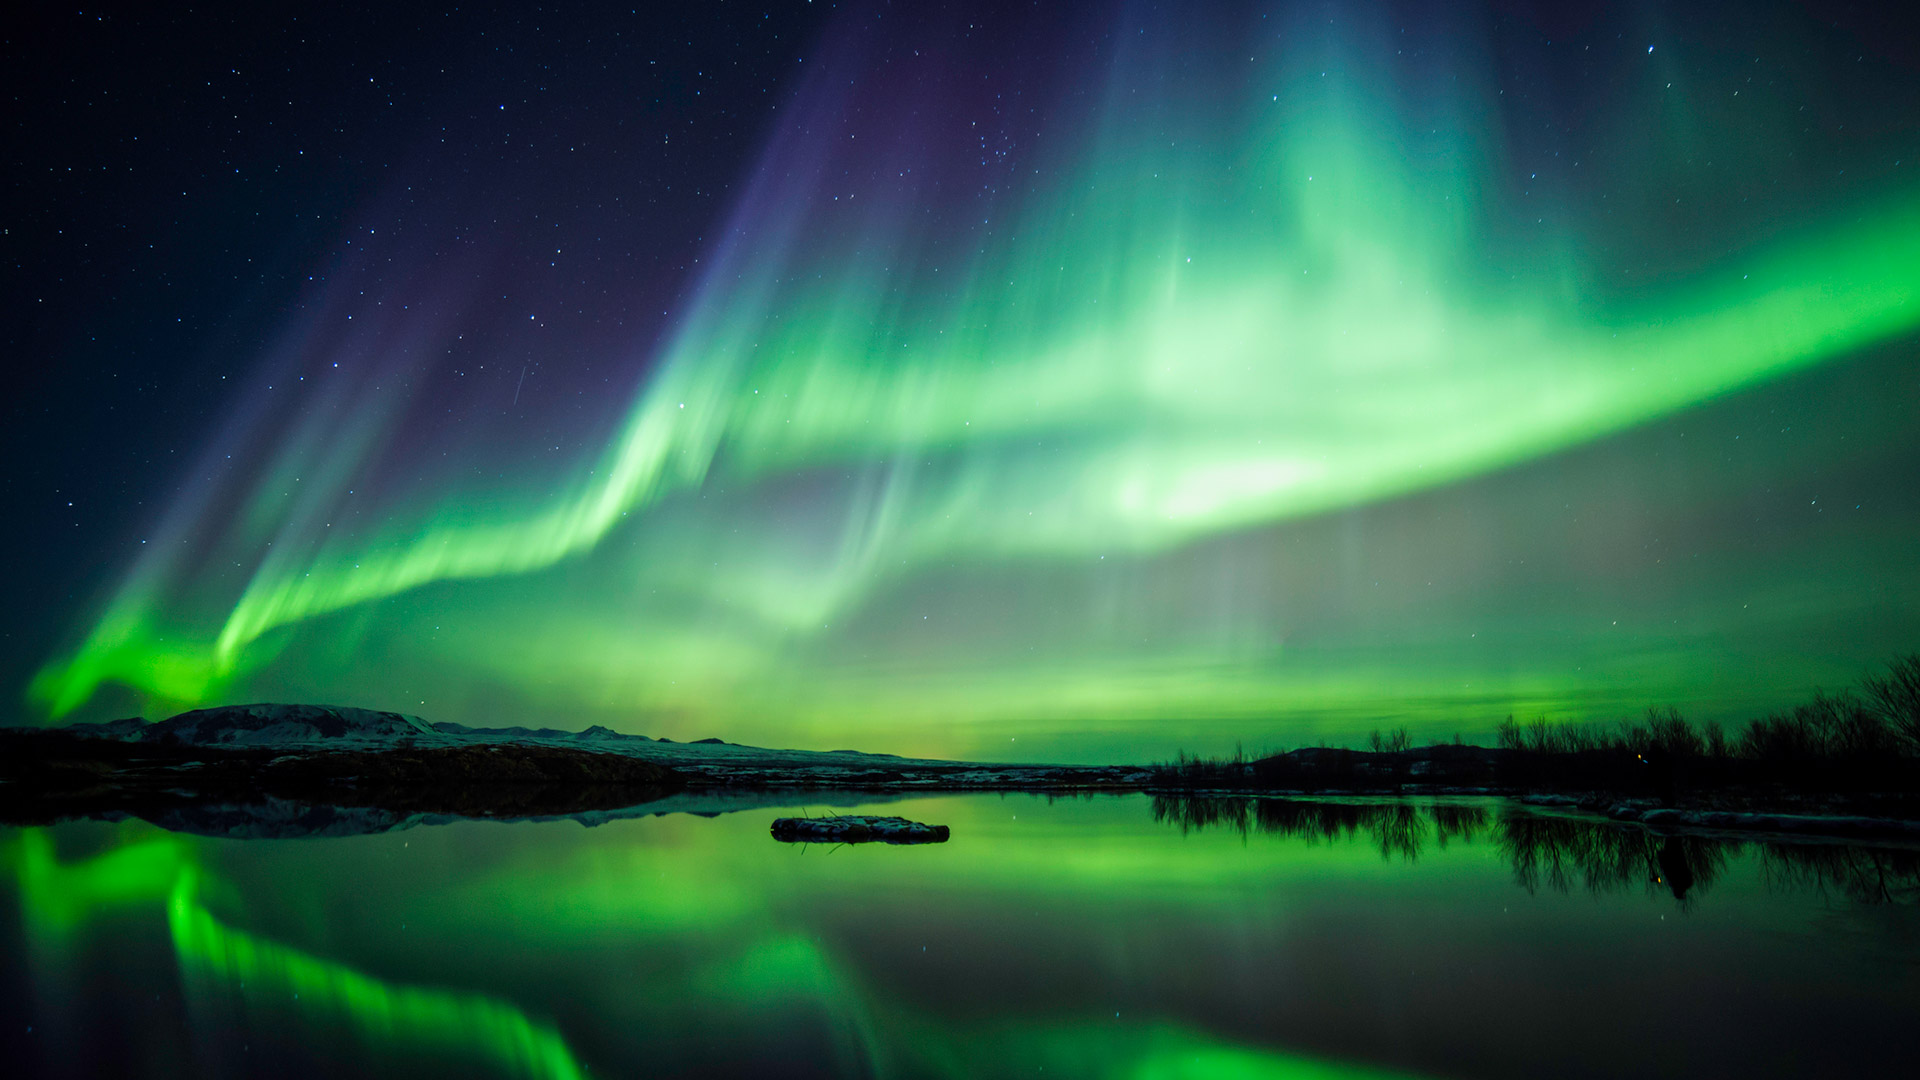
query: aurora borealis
[{"left": 10, "top": 1, "right": 1920, "bottom": 759}]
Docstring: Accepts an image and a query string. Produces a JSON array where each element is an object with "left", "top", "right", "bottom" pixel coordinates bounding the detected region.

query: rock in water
[{"left": 770, "top": 815, "right": 950, "bottom": 844}]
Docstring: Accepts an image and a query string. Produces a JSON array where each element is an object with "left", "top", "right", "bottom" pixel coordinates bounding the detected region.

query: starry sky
[{"left": 6, "top": 0, "right": 1920, "bottom": 761}]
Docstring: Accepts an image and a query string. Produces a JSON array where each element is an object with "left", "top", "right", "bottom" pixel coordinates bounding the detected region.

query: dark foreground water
[{"left": 4, "top": 794, "right": 1916, "bottom": 1079}]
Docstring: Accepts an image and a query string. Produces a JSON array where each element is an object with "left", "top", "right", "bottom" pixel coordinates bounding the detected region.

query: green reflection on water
[
  {"left": 12, "top": 828, "right": 188, "bottom": 935},
  {"left": 8, "top": 796, "right": 1919, "bottom": 1078},
  {"left": 167, "top": 869, "right": 587, "bottom": 1080},
  {"left": 11, "top": 829, "right": 584, "bottom": 1080},
  {"left": 867, "top": 1017, "right": 1423, "bottom": 1079},
  {"left": 6, "top": 807, "right": 1426, "bottom": 1079},
  {"left": 966, "top": 1024, "right": 1418, "bottom": 1079}
]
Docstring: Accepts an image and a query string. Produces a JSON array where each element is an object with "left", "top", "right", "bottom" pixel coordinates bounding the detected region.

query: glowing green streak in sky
[
  {"left": 184, "top": 203, "right": 1920, "bottom": 677},
  {"left": 28, "top": 26, "right": 1920, "bottom": 722},
  {"left": 30, "top": 606, "right": 261, "bottom": 717},
  {"left": 38, "top": 199, "right": 1920, "bottom": 719},
  {"left": 166, "top": 870, "right": 589, "bottom": 1080}
]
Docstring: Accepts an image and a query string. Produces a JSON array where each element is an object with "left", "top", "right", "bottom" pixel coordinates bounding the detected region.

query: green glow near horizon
[{"left": 27, "top": 14, "right": 1920, "bottom": 748}]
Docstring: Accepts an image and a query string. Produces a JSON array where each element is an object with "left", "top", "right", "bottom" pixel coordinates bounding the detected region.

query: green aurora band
[{"left": 28, "top": 7, "right": 1920, "bottom": 754}]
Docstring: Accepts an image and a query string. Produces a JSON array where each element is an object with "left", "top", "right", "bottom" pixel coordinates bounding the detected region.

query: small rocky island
[{"left": 771, "top": 815, "right": 951, "bottom": 844}]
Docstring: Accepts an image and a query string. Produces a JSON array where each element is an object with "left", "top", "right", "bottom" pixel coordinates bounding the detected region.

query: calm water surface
[{"left": 4, "top": 794, "right": 1916, "bottom": 1078}]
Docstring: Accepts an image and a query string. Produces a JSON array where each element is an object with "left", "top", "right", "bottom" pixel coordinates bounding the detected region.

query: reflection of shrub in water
[
  {"left": 1155, "top": 797, "right": 1920, "bottom": 906},
  {"left": 1499, "top": 810, "right": 1648, "bottom": 897},
  {"left": 1430, "top": 803, "right": 1490, "bottom": 849},
  {"left": 1250, "top": 798, "right": 1371, "bottom": 843},
  {"left": 1495, "top": 808, "right": 1731, "bottom": 903},
  {"left": 1495, "top": 812, "right": 1920, "bottom": 906},
  {"left": 1253, "top": 799, "right": 1431, "bottom": 861},
  {"left": 1758, "top": 844, "right": 1920, "bottom": 905},
  {"left": 1151, "top": 795, "right": 1252, "bottom": 836},
  {"left": 1370, "top": 804, "right": 1426, "bottom": 862},
  {"left": 1152, "top": 797, "right": 1490, "bottom": 861}
]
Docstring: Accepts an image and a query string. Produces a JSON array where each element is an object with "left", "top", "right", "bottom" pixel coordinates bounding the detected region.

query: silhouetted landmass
[
  {"left": 0, "top": 702, "right": 1153, "bottom": 829},
  {"left": 8, "top": 656, "right": 1920, "bottom": 840},
  {"left": 1151, "top": 655, "right": 1920, "bottom": 824},
  {"left": 0, "top": 727, "right": 685, "bottom": 826}
]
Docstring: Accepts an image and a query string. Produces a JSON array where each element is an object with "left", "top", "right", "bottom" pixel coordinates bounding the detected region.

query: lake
[{"left": 4, "top": 794, "right": 1916, "bottom": 1078}]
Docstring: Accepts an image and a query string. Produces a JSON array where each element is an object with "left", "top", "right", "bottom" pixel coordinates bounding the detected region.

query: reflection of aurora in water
[
  {"left": 10, "top": 831, "right": 585, "bottom": 1080},
  {"left": 167, "top": 875, "right": 587, "bottom": 1080},
  {"left": 5, "top": 817, "right": 1425, "bottom": 1079},
  {"left": 8, "top": 799, "right": 1919, "bottom": 1077},
  {"left": 25, "top": 1, "right": 1920, "bottom": 754}
]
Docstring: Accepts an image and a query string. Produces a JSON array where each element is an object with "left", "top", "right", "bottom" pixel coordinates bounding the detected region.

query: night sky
[{"left": 6, "top": 1, "right": 1919, "bottom": 761}]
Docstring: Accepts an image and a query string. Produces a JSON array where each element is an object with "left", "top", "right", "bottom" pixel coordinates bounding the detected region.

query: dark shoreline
[
  {"left": 6, "top": 726, "right": 1920, "bottom": 845},
  {"left": 4, "top": 700, "right": 1919, "bottom": 842}
]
